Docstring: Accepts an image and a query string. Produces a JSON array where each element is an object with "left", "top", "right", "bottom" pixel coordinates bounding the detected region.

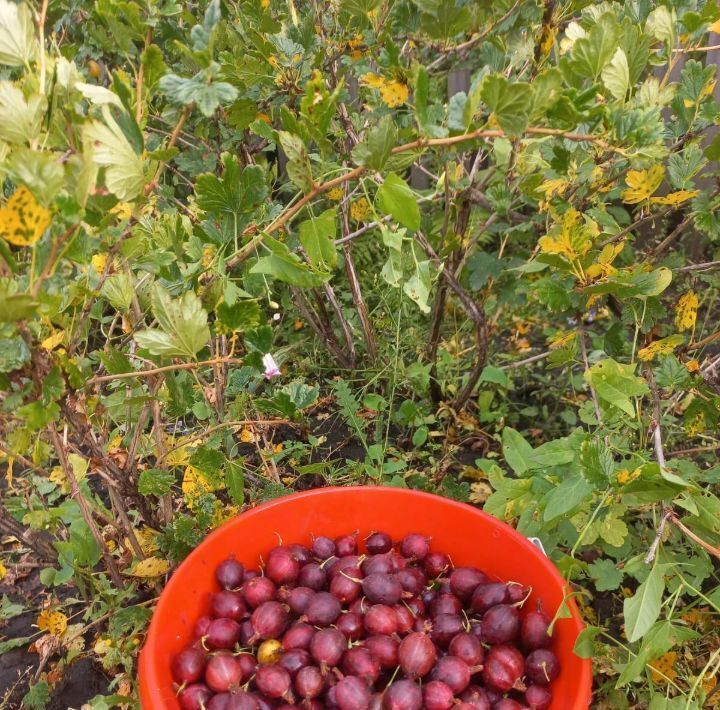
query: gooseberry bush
[{"left": 0, "top": 0, "right": 719, "bottom": 706}]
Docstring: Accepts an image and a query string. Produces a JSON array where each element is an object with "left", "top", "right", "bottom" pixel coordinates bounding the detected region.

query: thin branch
[
  {"left": 135, "top": 28, "right": 153, "bottom": 123},
  {"left": 48, "top": 423, "right": 124, "bottom": 586},
  {"left": 687, "top": 330, "right": 720, "bottom": 351},
  {"left": 499, "top": 350, "right": 552, "bottom": 370},
  {"left": 673, "top": 43, "right": 720, "bottom": 52},
  {"left": 677, "top": 260, "right": 720, "bottom": 272},
  {"left": 0, "top": 443, "right": 52, "bottom": 477},
  {"left": 645, "top": 509, "right": 672, "bottom": 565},
  {"left": 220, "top": 125, "right": 617, "bottom": 275},
  {"left": 669, "top": 514, "right": 720, "bottom": 559},
  {"left": 651, "top": 215, "right": 693, "bottom": 260},
  {"left": 427, "top": 0, "right": 521, "bottom": 70},
  {"left": 86, "top": 357, "right": 245, "bottom": 385}
]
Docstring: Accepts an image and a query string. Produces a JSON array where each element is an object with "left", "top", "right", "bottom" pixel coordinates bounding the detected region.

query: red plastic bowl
[{"left": 139, "top": 486, "right": 591, "bottom": 708}]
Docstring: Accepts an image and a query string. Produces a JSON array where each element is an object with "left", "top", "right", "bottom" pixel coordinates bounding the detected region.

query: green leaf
[
  {"left": 573, "top": 626, "right": 602, "bottom": 658},
  {"left": 100, "top": 273, "right": 133, "bottom": 311},
  {"left": 17, "top": 400, "right": 59, "bottom": 430},
  {"left": 22, "top": 681, "right": 50, "bottom": 710},
  {"left": 581, "top": 267, "right": 672, "bottom": 299},
  {"left": 377, "top": 173, "right": 420, "bottom": 231},
  {"left": 570, "top": 14, "right": 620, "bottom": 79},
  {"left": 502, "top": 427, "right": 534, "bottom": 475},
  {"left": 414, "top": 65, "right": 447, "bottom": 138},
  {"left": 480, "top": 75, "right": 532, "bottom": 136},
  {"left": 479, "top": 365, "right": 507, "bottom": 387},
  {"left": 195, "top": 155, "right": 267, "bottom": 219},
  {"left": 138, "top": 469, "right": 175, "bottom": 497},
  {"left": 544, "top": 474, "right": 594, "bottom": 520},
  {"left": 159, "top": 73, "right": 237, "bottom": 117},
  {"left": 527, "top": 439, "right": 576, "bottom": 469},
  {"left": 278, "top": 132, "right": 313, "bottom": 192},
  {"left": 225, "top": 461, "right": 245, "bottom": 505},
  {"left": 352, "top": 115, "right": 397, "bottom": 171},
  {"left": 140, "top": 44, "right": 167, "bottom": 91},
  {"left": 216, "top": 300, "right": 261, "bottom": 332},
  {"left": 0, "top": 292, "right": 38, "bottom": 322},
  {"left": 0, "top": 0, "right": 35, "bottom": 67},
  {"left": 585, "top": 359, "right": 649, "bottom": 416},
  {"left": 646, "top": 6, "right": 676, "bottom": 50},
  {"left": 84, "top": 106, "right": 145, "bottom": 201},
  {"left": 0, "top": 81, "right": 44, "bottom": 144},
  {"left": 251, "top": 238, "right": 328, "bottom": 288},
  {"left": 623, "top": 563, "right": 665, "bottom": 642},
  {"left": 466, "top": 252, "right": 504, "bottom": 290},
  {"left": 601, "top": 48, "right": 630, "bottom": 101},
  {"left": 135, "top": 284, "right": 210, "bottom": 359},
  {"left": 403, "top": 260, "right": 433, "bottom": 313},
  {"left": 68, "top": 519, "right": 101, "bottom": 567},
  {"left": 0, "top": 635, "right": 33, "bottom": 654},
  {"left": 588, "top": 558, "right": 624, "bottom": 591},
  {"left": 298, "top": 208, "right": 337, "bottom": 270}
]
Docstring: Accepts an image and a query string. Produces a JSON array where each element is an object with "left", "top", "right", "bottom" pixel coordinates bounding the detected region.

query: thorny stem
[
  {"left": 48, "top": 423, "right": 124, "bottom": 587},
  {"left": 86, "top": 357, "right": 246, "bottom": 385}
]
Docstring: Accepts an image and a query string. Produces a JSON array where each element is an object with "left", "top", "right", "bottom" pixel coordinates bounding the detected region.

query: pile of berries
[{"left": 171, "top": 531, "right": 560, "bottom": 709}]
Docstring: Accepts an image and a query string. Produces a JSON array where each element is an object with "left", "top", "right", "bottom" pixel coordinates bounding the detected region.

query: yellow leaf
[
  {"left": 685, "top": 359, "right": 700, "bottom": 373},
  {"left": 129, "top": 527, "right": 159, "bottom": 555},
  {"left": 538, "top": 208, "right": 595, "bottom": 261},
  {"left": 182, "top": 465, "right": 222, "bottom": 508},
  {"left": 94, "top": 637, "right": 113, "bottom": 655},
  {"left": 326, "top": 187, "right": 343, "bottom": 201},
  {"left": 360, "top": 72, "right": 384, "bottom": 89},
  {"left": 674, "top": 290, "right": 698, "bottom": 332},
  {"left": 240, "top": 428, "right": 257, "bottom": 443},
  {"left": 350, "top": 197, "right": 371, "bottom": 222},
  {"left": 649, "top": 651, "right": 678, "bottom": 683},
  {"left": 41, "top": 330, "right": 65, "bottom": 351},
  {"left": 0, "top": 560, "right": 6, "bottom": 581},
  {"left": 617, "top": 467, "right": 641, "bottom": 485},
  {"left": 380, "top": 80, "right": 409, "bottom": 108},
  {"left": 709, "top": 19, "right": 720, "bottom": 33},
  {"left": 36, "top": 610, "right": 68, "bottom": 636},
  {"left": 261, "top": 0, "right": 270, "bottom": 8},
  {"left": 128, "top": 556, "right": 170, "bottom": 577},
  {"left": 650, "top": 189, "right": 699, "bottom": 206},
  {"left": 637, "top": 334, "right": 685, "bottom": 361},
  {"left": 548, "top": 331, "right": 576, "bottom": 349},
  {"left": 540, "top": 178, "right": 567, "bottom": 199},
  {"left": 91, "top": 253, "right": 109, "bottom": 273},
  {"left": 621, "top": 165, "right": 665, "bottom": 204},
  {"left": 0, "top": 187, "right": 51, "bottom": 247},
  {"left": 49, "top": 466, "right": 70, "bottom": 493},
  {"left": 110, "top": 202, "right": 133, "bottom": 220}
]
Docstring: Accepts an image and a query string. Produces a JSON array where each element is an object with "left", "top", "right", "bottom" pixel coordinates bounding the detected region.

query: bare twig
[
  {"left": 669, "top": 514, "right": 720, "bottom": 559},
  {"left": 645, "top": 509, "right": 672, "bottom": 565},
  {"left": 86, "top": 357, "right": 245, "bottom": 385},
  {"left": 677, "top": 260, "right": 720, "bottom": 272},
  {"left": 499, "top": 350, "right": 552, "bottom": 370},
  {"left": 579, "top": 325, "right": 603, "bottom": 426}
]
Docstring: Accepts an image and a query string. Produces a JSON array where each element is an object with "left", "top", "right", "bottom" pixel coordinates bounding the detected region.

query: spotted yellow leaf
[
  {"left": 616, "top": 467, "right": 641, "bottom": 485},
  {"left": 380, "top": 80, "right": 408, "bottom": 108},
  {"left": 326, "top": 187, "right": 343, "bottom": 201},
  {"left": 540, "top": 178, "right": 567, "bottom": 199},
  {"left": 182, "top": 464, "right": 223, "bottom": 508},
  {"left": 129, "top": 527, "right": 159, "bottom": 555},
  {"left": 674, "top": 290, "right": 698, "bottom": 332},
  {"left": 637, "top": 334, "right": 685, "bottom": 361},
  {"left": 621, "top": 165, "right": 665, "bottom": 204},
  {"left": 650, "top": 189, "right": 699, "bottom": 206},
  {"left": 685, "top": 359, "right": 700, "bottom": 373},
  {"left": 91, "top": 253, "right": 109, "bottom": 273},
  {"left": 41, "top": 330, "right": 65, "bottom": 351},
  {"left": 710, "top": 19, "right": 720, "bottom": 33},
  {"left": 548, "top": 331, "right": 576, "bottom": 349},
  {"left": 538, "top": 208, "right": 595, "bottom": 261},
  {"left": 0, "top": 559, "right": 6, "bottom": 581},
  {"left": 0, "top": 187, "right": 51, "bottom": 246},
  {"left": 649, "top": 651, "right": 678, "bottom": 683},
  {"left": 128, "top": 556, "right": 170, "bottom": 577},
  {"left": 350, "top": 197, "right": 371, "bottom": 222},
  {"left": 36, "top": 610, "right": 68, "bottom": 636},
  {"left": 360, "top": 72, "right": 384, "bottom": 89}
]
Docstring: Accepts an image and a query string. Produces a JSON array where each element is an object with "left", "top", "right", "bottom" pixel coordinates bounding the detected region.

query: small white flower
[
  {"left": 273, "top": 313, "right": 281, "bottom": 321},
  {"left": 262, "top": 353, "right": 281, "bottom": 380}
]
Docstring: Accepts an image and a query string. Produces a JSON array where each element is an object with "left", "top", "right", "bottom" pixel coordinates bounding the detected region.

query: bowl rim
[{"left": 139, "top": 486, "right": 592, "bottom": 708}]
